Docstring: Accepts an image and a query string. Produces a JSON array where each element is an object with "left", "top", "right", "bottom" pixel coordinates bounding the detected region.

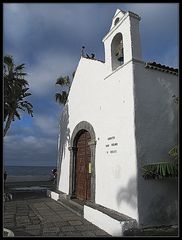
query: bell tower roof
[
  {"left": 102, "top": 8, "right": 142, "bottom": 75},
  {"left": 113, "top": 8, "right": 126, "bottom": 18},
  {"left": 103, "top": 8, "right": 141, "bottom": 42},
  {"left": 110, "top": 9, "right": 126, "bottom": 30}
]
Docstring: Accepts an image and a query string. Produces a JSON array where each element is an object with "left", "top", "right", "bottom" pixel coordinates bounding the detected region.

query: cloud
[
  {"left": 4, "top": 3, "right": 178, "bottom": 67},
  {"left": 3, "top": 3, "right": 178, "bottom": 166},
  {"left": 4, "top": 134, "right": 58, "bottom": 166},
  {"left": 4, "top": 4, "right": 30, "bottom": 44},
  {"left": 34, "top": 114, "right": 59, "bottom": 136},
  {"left": 27, "top": 50, "right": 78, "bottom": 97},
  {"left": 162, "top": 45, "right": 179, "bottom": 68}
]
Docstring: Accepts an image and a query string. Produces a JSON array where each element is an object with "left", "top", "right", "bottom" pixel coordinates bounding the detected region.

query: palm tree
[
  {"left": 3, "top": 55, "right": 33, "bottom": 136},
  {"left": 55, "top": 75, "right": 71, "bottom": 105}
]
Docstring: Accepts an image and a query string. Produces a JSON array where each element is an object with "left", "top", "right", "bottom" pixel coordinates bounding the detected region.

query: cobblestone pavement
[{"left": 3, "top": 195, "right": 111, "bottom": 237}]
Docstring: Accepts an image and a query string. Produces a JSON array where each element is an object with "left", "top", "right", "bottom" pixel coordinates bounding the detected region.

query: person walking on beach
[{"left": 52, "top": 168, "right": 57, "bottom": 184}]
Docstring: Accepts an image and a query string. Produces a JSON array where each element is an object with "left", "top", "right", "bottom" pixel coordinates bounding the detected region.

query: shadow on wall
[
  {"left": 117, "top": 176, "right": 137, "bottom": 210},
  {"left": 144, "top": 192, "right": 178, "bottom": 226},
  {"left": 57, "top": 103, "right": 70, "bottom": 187},
  {"left": 137, "top": 175, "right": 178, "bottom": 227}
]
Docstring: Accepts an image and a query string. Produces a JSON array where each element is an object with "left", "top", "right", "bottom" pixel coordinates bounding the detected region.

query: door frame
[{"left": 68, "top": 121, "right": 96, "bottom": 203}]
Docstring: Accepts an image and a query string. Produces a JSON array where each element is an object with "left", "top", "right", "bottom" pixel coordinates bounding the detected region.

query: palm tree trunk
[{"left": 4, "top": 113, "right": 14, "bottom": 137}]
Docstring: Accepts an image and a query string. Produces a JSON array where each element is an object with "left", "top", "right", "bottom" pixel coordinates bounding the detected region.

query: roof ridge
[
  {"left": 145, "top": 61, "right": 178, "bottom": 75},
  {"left": 82, "top": 56, "right": 105, "bottom": 63}
]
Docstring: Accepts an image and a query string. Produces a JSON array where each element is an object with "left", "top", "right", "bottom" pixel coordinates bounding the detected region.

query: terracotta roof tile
[{"left": 145, "top": 62, "right": 178, "bottom": 75}]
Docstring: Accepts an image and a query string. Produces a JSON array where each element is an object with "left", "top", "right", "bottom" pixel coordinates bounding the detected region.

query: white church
[{"left": 52, "top": 9, "right": 178, "bottom": 236}]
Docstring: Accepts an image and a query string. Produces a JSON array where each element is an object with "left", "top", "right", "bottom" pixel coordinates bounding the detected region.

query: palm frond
[
  {"left": 4, "top": 55, "right": 13, "bottom": 66},
  {"left": 14, "top": 110, "right": 21, "bottom": 120},
  {"left": 3, "top": 54, "right": 34, "bottom": 135},
  {"left": 55, "top": 91, "right": 68, "bottom": 105},
  {"left": 15, "top": 64, "right": 25, "bottom": 71},
  {"left": 142, "top": 162, "right": 178, "bottom": 179},
  {"left": 56, "top": 76, "right": 70, "bottom": 86},
  {"left": 169, "top": 146, "right": 178, "bottom": 160}
]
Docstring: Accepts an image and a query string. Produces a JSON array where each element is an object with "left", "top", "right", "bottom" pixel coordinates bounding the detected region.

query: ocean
[{"left": 4, "top": 166, "right": 56, "bottom": 182}]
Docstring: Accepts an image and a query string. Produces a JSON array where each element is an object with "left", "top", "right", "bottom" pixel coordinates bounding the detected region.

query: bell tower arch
[
  {"left": 102, "top": 9, "right": 142, "bottom": 75},
  {"left": 111, "top": 32, "right": 124, "bottom": 71}
]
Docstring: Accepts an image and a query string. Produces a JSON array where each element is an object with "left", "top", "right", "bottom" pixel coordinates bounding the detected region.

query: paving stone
[
  {"left": 42, "top": 222, "right": 55, "bottom": 227},
  {"left": 4, "top": 208, "right": 16, "bottom": 211},
  {"left": 16, "top": 222, "right": 28, "bottom": 227},
  {"left": 28, "top": 212, "right": 36, "bottom": 217},
  {"left": 25, "top": 229, "right": 41, "bottom": 236},
  {"left": 45, "top": 202, "right": 62, "bottom": 207},
  {"left": 29, "top": 216, "right": 39, "bottom": 220},
  {"left": 16, "top": 212, "right": 29, "bottom": 216},
  {"left": 25, "top": 224, "right": 41, "bottom": 230},
  {"left": 4, "top": 223, "right": 16, "bottom": 228},
  {"left": 48, "top": 217, "right": 63, "bottom": 222},
  {"left": 4, "top": 218, "right": 15, "bottom": 224},
  {"left": 5, "top": 211, "right": 16, "bottom": 215},
  {"left": 17, "top": 206, "right": 29, "bottom": 210},
  {"left": 57, "top": 232, "right": 66, "bottom": 236},
  {"left": 37, "top": 210, "right": 53, "bottom": 214},
  {"left": 59, "top": 212, "right": 75, "bottom": 217},
  {"left": 41, "top": 217, "right": 61, "bottom": 223},
  {"left": 94, "top": 229, "right": 110, "bottom": 236},
  {"left": 16, "top": 216, "right": 30, "bottom": 222},
  {"left": 43, "top": 227, "right": 59, "bottom": 233},
  {"left": 42, "top": 232, "right": 58, "bottom": 236},
  {"left": 68, "top": 220, "right": 83, "bottom": 226},
  {"left": 56, "top": 211, "right": 72, "bottom": 216},
  {"left": 61, "top": 215, "right": 81, "bottom": 221},
  {"left": 31, "top": 219, "right": 41, "bottom": 224},
  {"left": 61, "top": 226, "right": 76, "bottom": 232},
  {"left": 4, "top": 193, "right": 110, "bottom": 237},
  {"left": 81, "top": 231, "right": 96, "bottom": 237},
  {"left": 54, "top": 221, "right": 70, "bottom": 227},
  {"left": 74, "top": 224, "right": 98, "bottom": 231},
  {"left": 82, "top": 219, "right": 93, "bottom": 225},
  {"left": 64, "top": 231, "right": 83, "bottom": 236},
  {"left": 4, "top": 214, "right": 15, "bottom": 219}
]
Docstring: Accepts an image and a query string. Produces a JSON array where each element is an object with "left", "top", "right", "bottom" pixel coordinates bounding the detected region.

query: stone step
[
  {"left": 57, "top": 198, "right": 84, "bottom": 217},
  {"left": 85, "top": 201, "right": 132, "bottom": 222}
]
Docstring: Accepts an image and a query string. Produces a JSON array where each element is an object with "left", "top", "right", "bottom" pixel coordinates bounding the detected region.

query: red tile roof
[
  {"left": 83, "top": 57, "right": 178, "bottom": 75},
  {"left": 145, "top": 62, "right": 178, "bottom": 75}
]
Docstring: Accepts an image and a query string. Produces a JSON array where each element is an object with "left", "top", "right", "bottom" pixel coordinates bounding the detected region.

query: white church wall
[
  {"left": 95, "top": 61, "right": 138, "bottom": 220},
  {"left": 133, "top": 61, "right": 178, "bottom": 227},
  {"left": 58, "top": 56, "right": 139, "bottom": 220},
  {"left": 57, "top": 57, "right": 105, "bottom": 195}
]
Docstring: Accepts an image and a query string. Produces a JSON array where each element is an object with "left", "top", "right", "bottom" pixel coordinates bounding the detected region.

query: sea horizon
[{"left": 4, "top": 165, "right": 56, "bottom": 182}]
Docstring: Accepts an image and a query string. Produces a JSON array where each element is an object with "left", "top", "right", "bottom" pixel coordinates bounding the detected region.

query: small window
[{"left": 114, "top": 17, "right": 120, "bottom": 26}]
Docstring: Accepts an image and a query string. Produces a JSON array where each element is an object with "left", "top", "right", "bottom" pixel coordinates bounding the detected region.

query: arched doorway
[
  {"left": 75, "top": 130, "right": 91, "bottom": 201},
  {"left": 69, "top": 121, "right": 96, "bottom": 203}
]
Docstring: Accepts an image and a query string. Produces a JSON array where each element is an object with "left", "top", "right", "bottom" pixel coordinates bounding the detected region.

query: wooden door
[{"left": 75, "top": 130, "right": 91, "bottom": 201}]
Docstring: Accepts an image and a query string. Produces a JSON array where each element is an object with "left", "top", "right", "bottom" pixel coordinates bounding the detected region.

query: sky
[{"left": 3, "top": 3, "right": 179, "bottom": 166}]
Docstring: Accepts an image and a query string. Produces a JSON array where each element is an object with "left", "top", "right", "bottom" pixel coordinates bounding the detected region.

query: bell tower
[{"left": 102, "top": 9, "right": 142, "bottom": 75}]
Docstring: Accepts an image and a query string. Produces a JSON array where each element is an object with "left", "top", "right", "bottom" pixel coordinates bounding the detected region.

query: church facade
[{"left": 56, "top": 9, "right": 178, "bottom": 235}]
